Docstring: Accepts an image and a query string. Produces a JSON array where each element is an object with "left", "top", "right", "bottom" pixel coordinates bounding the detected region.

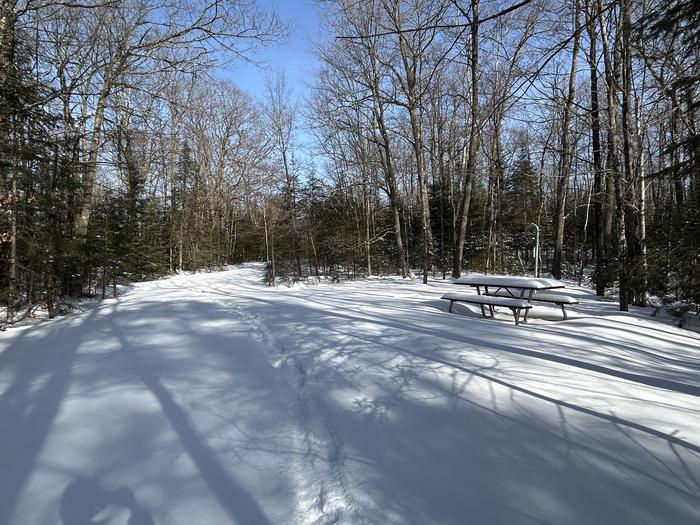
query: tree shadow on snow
[
  {"left": 4, "top": 281, "right": 700, "bottom": 525},
  {"left": 60, "top": 476, "right": 154, "bottom": 525},
  {"left": 332, "top": 360, "right": 700, "bottom": 524},
  {"left": 104, "top": 300, "right": 279, "bottom": 525},
  {"left": 224, "top": 293, "right": 700, "bottom": 523},
  {"left": 0, "top": 306, "right": 101, "bottom": 525}
]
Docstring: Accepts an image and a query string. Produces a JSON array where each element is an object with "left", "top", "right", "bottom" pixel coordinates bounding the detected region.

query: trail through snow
[{"left": 1, "top": 263, "right": 699, "bottom": 524}]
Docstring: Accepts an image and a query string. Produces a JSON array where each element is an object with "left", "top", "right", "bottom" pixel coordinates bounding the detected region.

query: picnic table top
[{"left": 454, "top": 274, "right": 565, "bottom": 290}]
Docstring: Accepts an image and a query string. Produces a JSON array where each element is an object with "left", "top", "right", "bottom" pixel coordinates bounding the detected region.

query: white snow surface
[
  {"left": 1, "top": 263, "right": 699, "bottom": 525},
  {"left": 455, "top": 273, "right": 564, "bottom": 289}
]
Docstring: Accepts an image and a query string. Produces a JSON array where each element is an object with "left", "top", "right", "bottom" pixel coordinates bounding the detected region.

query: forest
[{"left": 0, "top": 0, "right": 698, "bottom": 326}]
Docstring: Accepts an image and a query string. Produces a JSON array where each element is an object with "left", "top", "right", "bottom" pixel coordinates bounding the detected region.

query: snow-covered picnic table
[
  {"left": 454, "top": 274, "right": 564, "bottom": 299},
  {"left": 446, "top": 274, "right": 577, "bottom": 322}
]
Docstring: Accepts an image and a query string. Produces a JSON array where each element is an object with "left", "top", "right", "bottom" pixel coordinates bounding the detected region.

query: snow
[
  {"left": 455, "top": 273, "right": 565, "bottom": 289},
  {"left": 1, "top": 263, "right": 699, "bottom": 524}
]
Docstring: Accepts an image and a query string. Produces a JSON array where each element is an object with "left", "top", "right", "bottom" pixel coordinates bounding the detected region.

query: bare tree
[
  {"left": 265, "top": 71, "right": 302, "bottom": 277},
  {"left": 552, "top": 0, "right": 581, "bottom": 279},
  {"left": 39, "top": 0, "right": 283, "bottom": 238},
  {"left": 452, "top": 0, "right": 479, "bottom": 278}
]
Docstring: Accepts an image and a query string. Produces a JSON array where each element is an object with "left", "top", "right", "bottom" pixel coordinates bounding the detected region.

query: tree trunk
[
  {"left": 452, "top": 0, "right": 479, "bottom": 278},
  {"left": 363, "top": 166, "right": 372, "bottom": 276},
  {"left": 553, "top": 0, "right": 581, "bottom": 279},
  {"left": 598, "top": 0, "right": 629, "bottom": 311},
  {"left": 585, "top": 0, "right": 606, "bottom": 295},
  {"left": 7, "top": 176, "right": 17, "bottom": 325},
  {"left": 396, "top": 23, "right": 433, "bottom": 284},
  {"left": 406, "top": 102, "right": 433, "bottom": 283},
  {"left": 371, "top": 93, "right": 409, "bottom": 277},
  {"left": 621, "top": 0, "right": 641, "bottom": 306},
  {"left": 75, "top": 89, "right": 109, "bottom": 237},
  {"left": 281, "top": 148, "right": 301, "bottom": 277}
]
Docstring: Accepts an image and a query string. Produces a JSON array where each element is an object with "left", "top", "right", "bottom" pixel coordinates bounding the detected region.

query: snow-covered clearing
[{"left": 1, "top": 263, "right": 699, "bottom": 524}]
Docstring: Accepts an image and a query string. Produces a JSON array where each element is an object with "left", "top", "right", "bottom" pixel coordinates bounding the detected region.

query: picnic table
[{"left": 442, "top": 274, "right": 577, "bottom": 324}]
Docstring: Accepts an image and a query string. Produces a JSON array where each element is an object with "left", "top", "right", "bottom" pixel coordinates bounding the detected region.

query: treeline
[
  {"left": 307, "top": 0, "right": 698, "bottom": 311},
  {"left": 1, "top": 0, "right": 698, "bottom": 326},
  {"left": 0, "top": 0, "right": 283, "bottom": 323}
]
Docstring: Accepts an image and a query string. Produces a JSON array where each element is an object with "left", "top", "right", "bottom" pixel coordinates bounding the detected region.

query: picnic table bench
[
  {"left": 441, "top": 292, "right": 532, "bottom": 325},
  {"left": 443, "top": 274, "right": 578, "bottom": 324},
  {"left": 487, "top": 290, "right": 579, "bottom": 320}
]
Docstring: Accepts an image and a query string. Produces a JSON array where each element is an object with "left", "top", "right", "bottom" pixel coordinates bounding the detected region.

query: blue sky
[{"left": 220, "top": 0, "right": 323, "bottom": 102}]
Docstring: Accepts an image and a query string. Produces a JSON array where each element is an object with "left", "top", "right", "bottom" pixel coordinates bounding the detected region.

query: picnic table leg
[
  {"left": 448, "top": 300, "right": 454, "bottom": 313},
  {"left": 511, "top": 307, "right": 520, "bottom": 325},
  {"left": 476, "top": 286, "right": 487, "bottom": 317},
  {"left": 518, "top": 289, "right": 529, "bottom": 321},
  {"left": 560, "top": 304, "right": 567, "bottom": 320},
  {"left": 522, "top": 290, "right": 534, "bottom": 322}
]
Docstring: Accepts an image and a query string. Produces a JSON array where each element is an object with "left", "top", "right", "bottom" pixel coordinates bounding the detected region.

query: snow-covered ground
[{"left": 1, "top": 263, "right": 699, "bottom": 525}]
